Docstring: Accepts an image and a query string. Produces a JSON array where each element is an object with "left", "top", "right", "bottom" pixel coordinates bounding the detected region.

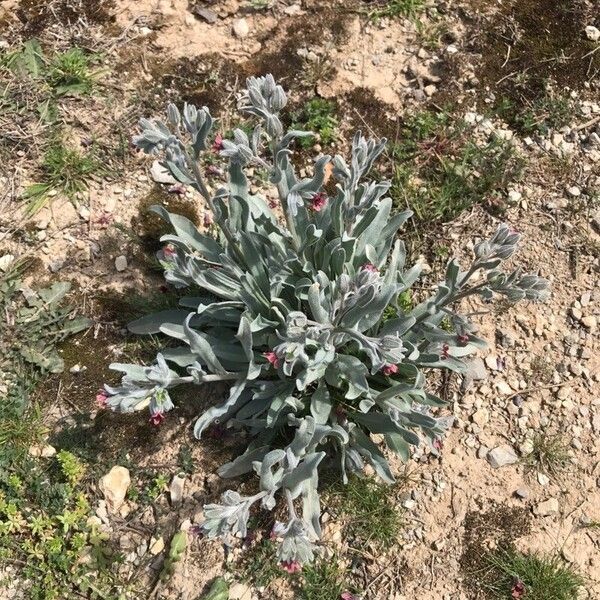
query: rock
[
  {"left": 585, "top": 26, "right": 600, "bottom": 42},
  {"left": 170, "top": 475, "right": 185, "bottom": 506},
  {"left": 149, "top": 537, "right": 165, "bottom": 555},
  {"left": 534, "top": 498, "right": 559, "bottom": 516},
  {"left": 150, "top": 160, "right": 176, "bottom": 185},
  {"left": 115, "top": 255, "right": 128, "bottom": 272},
  {"left": 193, "top": 6, "right": 218, "bottom": 23},
  {"left": 581, "top": 316, "right": 597, "bottom": 331},
  {"left": 29, "top": 444, "right": 57, "bottom": 458},
  {"left": 515, "top": 487, "right": 530, "bottom": 499},
  {"left": 508, "top": 190, "right": 522, "bottom": 203},
  {"left": 424, "top": 84, "right": 437, "bottom": 97},
  {"left": 485, "top": 355, "right": 500, "bottom": 371},
  {"left": 487, "top": 445, "right": 519, "bottom": 468},
  {"left": 232, "top": 18, "right": 250, "bottom": 39},
  {"left": 0, "top": 254, "right": 14, "bottom": 272},
  {"left": 462, "top": 358, "right": 487, "bottom": 388},
  {"left": 472, "top": 408, "right": 489, "bottom": 428},
  {"left": 433, "top": 539, "right": 447, "bottom": 551},
  {"left": 566, "top": 185, "right": 581, "bottom": 197},
  {"left": 99, "top": 466, "right": 131, "bottom": 513},
  {"left": 229, "top": 582, "right": 255, "bottom": 600},
  {"left": 537, "top": 472, "right": 550, "bottom": 486},
  {"left": 79, "top": 206, "right": 91, "bottom": 221},
  {"left": 495, "top": 381, "right": 513, "bottom": 395}
]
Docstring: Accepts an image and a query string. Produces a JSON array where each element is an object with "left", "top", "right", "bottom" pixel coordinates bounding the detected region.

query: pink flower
[
  {"left": 457, "top": 333, "right": 469, "bottom": 344},
  {"left": 382, "top": 364, "right": 398, "bottom": 376},
  {"left": 203, "top": 212, "right": 214, "bottom": 227},
  {"left": 95, "top": 389, "right": 109, "bottom": 408},
  {"left": 149, "top": 411, "right": 165, "bottom": 426},
  {"left": 168, "top": 184, "right": 186, "bottom": 195},
  {"left": 206, "top": 165, "right": 223, "bottom": 177},
  {"left": 263, "top": 351, "right": 280, "bottom": 369},
  {"left": 511, "top": 579, "right": 525, "bottom": 599},
  {"left": 334, "top": 405, "right": 347, "bottom": 424},
  {"left": 268, "top": 198, "right": 278, "bottom": 209},
  {"left": 212, "top": 133, "right": 224, "bottom": 152},
  {"left": 440, "top": 343, "right": 450, "bottom": 360},
  {"left": 362, "top": 263, "right": 379, "bottom": 273},
  {"left": 280, "top": 560, "right": 302, "bottom": 574},
  {"left": 433, "top": 438, "right": 444, "bottom": 451},
  {"left": 341, "top": 593, "right": 357, "bottom": 600},
  {"left": 310, "top": 192, "right": 328, "bottom": 212},
  {"left": 163, "top": 245, "right": 177, "bottom": 259}
]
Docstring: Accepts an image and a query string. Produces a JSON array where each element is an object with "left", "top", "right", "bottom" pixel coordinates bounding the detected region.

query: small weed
[
  {"left": 529, "top": 355, "right": 554, "bottom": 383},
  {"left": 291, "top": 98, "right": 338, "bottom": 148},
  {"left": 486, "top": 550, "right": 584, "bottom": 600},
  {"left": 523, "top": 432, "right": 571, "bottom": 477},
  {"left": 299, "top": 558, "right": 346, "bottom": 600},
  {"left": 493, "top": 90, "right": 576, "bottom": 134},
  {"left": 0, "top": 272, "right": 91, "bottom": 431},
  {"left": 240, "top": 539, "right": 281, "bottom": 588},
  {"left": 390, "top": 110, "right": 525, "bottom": 223},
  {"left": 24, "top": 139, "right": 101, "bottom": 214},
  {"left": 177, "top": 445, "right": 195, "bottom": 475},
  {"left": 367, "top": 0, "right": 426, "bottom": 20},
  {"left": 47, "top": 48, "right": 97, "bottom": 96},
  {"left": 331, "top": 475, "right": 402, "bottom": 549}
]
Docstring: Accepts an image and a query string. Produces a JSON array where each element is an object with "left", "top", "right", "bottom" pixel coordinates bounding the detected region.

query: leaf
[
  {"left": 384, "top": 432, "right": 410, "bottom": 461},
  {"left": 128, "top": 310, "right": 192, "bottom": 334},
  {"left": 183, "top": 314, "right": 226, "bottom": 375},
  {"left": 60, "top": 316, "right": 93, "bottom": 335},
  {"left": 310, "top": 383, "right": 331, "bottom": 425},
  {"left": 38, "top": 282, "right": 71, "bottom": 306},
  {"left": 281, "top": 452, "right": 325, "bottom": 498},
  {"left": 199, "top": 577, "right": 229, "bottom": 600}
]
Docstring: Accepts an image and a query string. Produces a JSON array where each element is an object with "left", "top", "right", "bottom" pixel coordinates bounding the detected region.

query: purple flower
[
  {"left": 381, "top": 363, "right": 398, "bottom": 376},
  {"left": 310, "top": 192, "right": 328, "bottom": 212},
  {"left": 149, "top": 410, "right": 165, "bottom": 426}
]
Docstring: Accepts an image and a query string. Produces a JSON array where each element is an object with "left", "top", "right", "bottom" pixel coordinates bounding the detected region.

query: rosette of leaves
[{"left": 102, "top": 75, "right": 549, "bottom": 566}]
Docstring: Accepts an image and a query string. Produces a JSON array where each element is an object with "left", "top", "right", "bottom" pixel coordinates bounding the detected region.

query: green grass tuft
[
  {"left": 291, "top": 98, "right": 338, "bottom": 148},
  {"left": 368, "top": 0, "right": 426, "bottom": 20},
  {"left": 299, "top": 558, "right": 345, "bottom": 600},
  {"left": 390, "top": 109, "right": 525, "bottom": 223},
  {"left": 24, "top": 139, "right": 101, "bottom": 214},
  {"left": 486, "top": 550, "right": 584, "bottom": 600},
  {"left": 523, "top": 432, "right": 571, "bottom": 477},
  {"left": 331, "top": 475, "right": 402, "bottom": 549},
  {"left": 47, "top": 47, "right": 98, "bottom": 96}
]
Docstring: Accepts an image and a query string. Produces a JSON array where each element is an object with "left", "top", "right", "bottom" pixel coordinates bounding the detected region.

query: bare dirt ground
[{"left": 0, "top": 0, "right": 599, "bottom": 599}]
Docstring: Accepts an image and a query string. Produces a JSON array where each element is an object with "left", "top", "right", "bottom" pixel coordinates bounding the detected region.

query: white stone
[
  {"left": 170, "top": 475, "right": 185, "bottom": 506},
  {"left": 29, "top": 444, "right": 57, "bottom": 458},
  {"left": 508, "top": 190, "right": 522, "bottom": 203},
  {"left": 149, "top": 537, "right": 165, "bottom": 555},
  {"left": 472, "top": 408, "right": 489, "bottom": 427},
  {"left": 534, "top": 498, "right": 559, "bottom": 516},
  {"left": 229, "top": 582, "right": 255, "bottom": 600},
  {"left": 566, "top": 185, "right": 581, "bottom": 197},
  {"left": 487, "top": 445, "right": 519, "bottom": 468},
  {"left": 115, "top": 255, "right": 128, "bottom": 272},
  {"left": 99, "top": 466, "right": 131, "bottom": 512},
  {"left": 232, "top": 18, "right": 250, "bottom": 39},
  {"left": 495, "top": 381, "right": 513, "bottom": 395},
  {"left": 0, "top": 254, "right": 14, "bottom": 272},
  {"left": 537, "top": 472, "right": 550, "bottom": 486},
  {"left": 581, "top": 316, "right": 597, "bottom": 331},
  {"left": 585, "top": 26, "right": 600, "bottom": 42}
]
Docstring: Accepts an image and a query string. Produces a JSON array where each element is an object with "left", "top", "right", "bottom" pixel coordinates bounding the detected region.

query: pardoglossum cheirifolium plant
[{"left": 101, "top": 75, "right": 549, "bottom": 569}]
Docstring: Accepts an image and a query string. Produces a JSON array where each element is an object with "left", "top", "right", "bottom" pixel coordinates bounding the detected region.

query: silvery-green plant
[{"left": 102, "top": 75, "right": 549, "bottom": 567}]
